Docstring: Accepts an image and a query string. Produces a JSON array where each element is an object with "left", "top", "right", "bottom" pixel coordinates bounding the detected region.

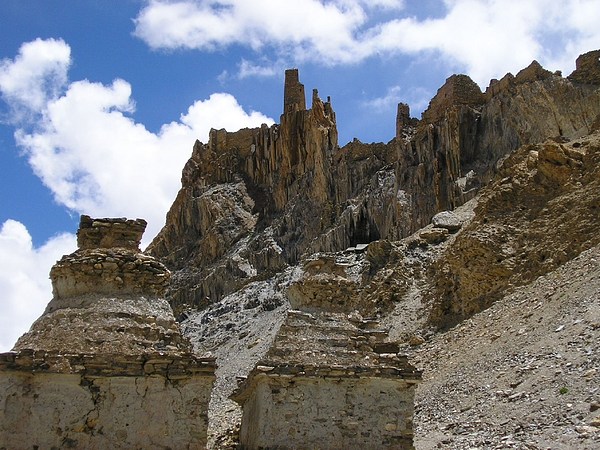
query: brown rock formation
[
  {"left": 283, "top": 68, "right": 306, "bottom": 113},
  {"left": 429, "top": 131, "right": 600, "bottom": 327},
  {"left": 148, "top": 51, "right": 600, "bottom": 317},
  {"left": 568, "top": 49, "right": 600, "bottom": 85},
  {"left": 420, "top": 74, "right": 485, "bottom": 123}
]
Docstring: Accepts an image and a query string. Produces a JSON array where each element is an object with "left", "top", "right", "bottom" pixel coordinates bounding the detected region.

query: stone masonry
[
  {"left": 0, "top": 216, "right": 216, "bottom": 449},
  {"left": 232, "top": 260, "right": 422, "bottom": 450}
]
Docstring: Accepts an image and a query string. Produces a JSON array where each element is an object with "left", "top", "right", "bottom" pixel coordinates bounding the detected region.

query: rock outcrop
[
  {"left": 428, "top": 131, "right": 600, "bottom": 328},
  {"left": 568, "top": 49, "right": 600, "bottom": 85},
  {"left": 148, "top": 53, "right": 600, "bottom": 316},
  {"left": 0, "top": 216, "right": 216, "bottom": 449}
]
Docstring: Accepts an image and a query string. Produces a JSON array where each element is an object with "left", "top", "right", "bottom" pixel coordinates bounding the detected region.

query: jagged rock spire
[{"left": 283, "top": 68, "right": 306, "bottom": 113}]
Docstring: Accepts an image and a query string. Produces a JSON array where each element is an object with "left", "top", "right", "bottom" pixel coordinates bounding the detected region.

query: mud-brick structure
[
  {"left": 0, "top": 216, "right": 216, "bottom": 449},
  {"left": 232, "top": 260, "right": 422, "bottom": 450}
]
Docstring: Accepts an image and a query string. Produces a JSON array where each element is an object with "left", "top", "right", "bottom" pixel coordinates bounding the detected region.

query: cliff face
[
  {"left": 428, "top": 131, "right": 600, "bottom": 328},
  {"left": 148, "top": 54, "right": 600, "bottom": 314}
]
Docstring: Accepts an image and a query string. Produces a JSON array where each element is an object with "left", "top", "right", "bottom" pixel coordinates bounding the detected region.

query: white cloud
[
  {"left": 0, "top": 220, "right": 76, "bottom": 352},
  {"left": 0, "top": 38, "right": 275, "bottom": 351},
  {"left": 357, "top": 0, "right": 405, "bottom": 10},
  {"left": 1, "top": 38, "right": 274, "bottom": 243},
  {"left": 238, "top": 59, "right": 279, "bottom": 79},
  {"left": 364, "top": 85, "right": 403, "bottom": 112},
  {"left": 361, "top": 0, "right": 549, "bottom": 85},
  {"left": 134, "top": 0, "right": 367, "bottom": 64},
  {"left": 0, "top": 38, "right": 70, "bottom": 121},
  {"left": 134, "top": 0, "right": 600, "bottom": 86}
]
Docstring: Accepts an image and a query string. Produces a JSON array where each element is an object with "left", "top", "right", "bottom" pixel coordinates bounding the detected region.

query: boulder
[{"left": 432, "top": 211, "right": 462, "bottom": 233}]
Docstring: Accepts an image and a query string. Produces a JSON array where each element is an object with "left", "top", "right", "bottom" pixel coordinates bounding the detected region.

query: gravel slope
[{"left": 412, "top": 244, "right": 600, "bottom": 449}]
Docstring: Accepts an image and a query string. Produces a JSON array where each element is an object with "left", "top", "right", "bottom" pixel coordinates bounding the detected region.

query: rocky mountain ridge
[
  {"left": 143, "top": 50, "right": 600, "bottom": 448},
  {"left": 148, "top": 52, "right": 600, "bottom": 318}
]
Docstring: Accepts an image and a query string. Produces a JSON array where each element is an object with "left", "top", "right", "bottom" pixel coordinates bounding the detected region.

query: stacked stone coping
[
  {"left": 77, "top": 215, "right": 146, "bottom": 250},
  {"left": 52, "top": 215, "right": 168, "bottom": 299},
  {"left": 51, "top": 247, "right": 170, "bottom": 299},
  {"left": 232, "top": 309, "right": 422, "bottom": 403},
  {"left": 0, "top": 349, "right": 216, "bottom": 378}
]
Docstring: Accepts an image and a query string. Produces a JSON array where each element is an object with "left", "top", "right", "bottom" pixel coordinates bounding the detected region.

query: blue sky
[{"left": 1, "top": 0, "right": 598, "bottom": 351}]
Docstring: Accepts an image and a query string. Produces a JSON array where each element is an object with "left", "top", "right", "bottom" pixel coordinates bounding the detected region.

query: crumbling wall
[
  {"left": 0, "top": 359, "right": 213, "bottom": 449},
  {"left": 232, "top": 303, "right": 422, "bottom": 450},
  {"left": 421, "top": 74, "right": 485, "bottom": 123},
  {"left": 0, "top": 215, "right": 217, "bottom": 449}
]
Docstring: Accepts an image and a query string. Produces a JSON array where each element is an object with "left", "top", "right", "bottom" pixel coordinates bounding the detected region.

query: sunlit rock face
[
  {"left": 148, "top": 53, "right": 600, "bottom": 315},
  {"left": 428, "top": 131, "right": 600, "bottom": 328},
  {"left": 0, "top": 215, "right": 216, "bottom": 449}
]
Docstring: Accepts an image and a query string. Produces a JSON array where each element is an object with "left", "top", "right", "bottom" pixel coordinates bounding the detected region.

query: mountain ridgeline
[{"left": 147, "top": 51, "right": 600, "bottom": 320}]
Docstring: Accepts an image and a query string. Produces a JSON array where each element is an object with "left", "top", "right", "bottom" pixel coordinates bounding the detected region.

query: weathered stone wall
[
  {"left": 232, "top": 305, "right": 421, "bottom": 449},
  {"left": 237, "top": 374, "right": 417, "bottom": 450},
  {"left": 568, "top": 49, "right": 600, "bottom": 85},
  {"left": 421, "top": 74, "right": 485, "bottom": 123},
  {"left": 0, "top": 365, "right": 213, "bottom": 449}
]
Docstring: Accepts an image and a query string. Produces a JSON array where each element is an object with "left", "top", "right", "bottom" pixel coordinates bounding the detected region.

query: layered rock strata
[
  {"left": 148, "top": 53, "right": 600, "bottom": 314},
  {"left": 0, "top": 216, "right": 216, "bottom": 449},
  {"left": 428, "top": 131, "right": 600, "bottom": 328}
]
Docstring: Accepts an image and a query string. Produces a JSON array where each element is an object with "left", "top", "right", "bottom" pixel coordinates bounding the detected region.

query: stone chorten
[
  {"left": 232, "top": 255, "right": 422, "bottom": 450},
  {"left": 0, "top": 215, "right": 216, "bottom": 449}
]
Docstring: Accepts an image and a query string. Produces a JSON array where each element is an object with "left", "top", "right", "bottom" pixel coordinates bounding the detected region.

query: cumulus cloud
[
  {"left": 0, "top": 38, "right": 70, "bottom": 121},
  {"left": 134, "top": 0, "right": 600, "bottom": 86},
  {"left": 0, "top": 220, "right": 76, "bottom": 351},
  {"left": 1, "top": 38, "right": 274, "bottom": 242},
  {"left": 364, "top": 85, "right": 403, "bottom": 112},
  {"left": 0, "top": 38, "right": 274, "bottom": 351},
  {"left": 134, "top": 0, "right": 366, "bottom": 63},
  {"left": 238, "top": 59, "right": 280, "bottom": 79}
]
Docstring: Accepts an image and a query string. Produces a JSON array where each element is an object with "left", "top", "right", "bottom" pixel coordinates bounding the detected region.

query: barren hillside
[{"left": 145, "top": 51, "right": 600, "bottom": 448}]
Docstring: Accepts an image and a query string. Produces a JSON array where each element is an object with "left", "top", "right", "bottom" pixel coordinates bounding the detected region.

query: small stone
[
  {"left": 589, "top": 417, "right": 600, "bottom": 428},
  {"left": 582, "top": 368, "right": 597, "bottom": 378},
  {"left": 590, "top": 401, "right": 600, "bottom": 412},
  {"left": 409, "top": 335, "right": 426, "bottom": 346},
  {"left": 576, "top": 425, "right": 596, "bottom": 436},
  {"left": 384, "top": 423, "right": 397, "bottom": 431},
  {"left": 419, "top": 227, "right": 449, "bottom": 244}
]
